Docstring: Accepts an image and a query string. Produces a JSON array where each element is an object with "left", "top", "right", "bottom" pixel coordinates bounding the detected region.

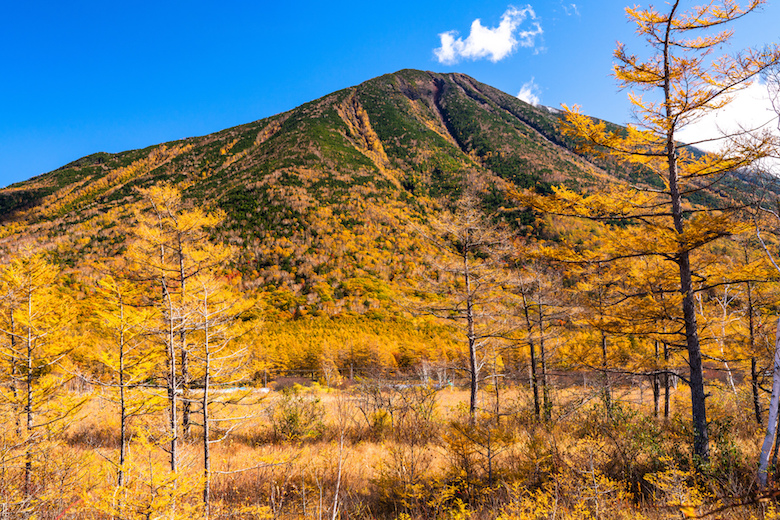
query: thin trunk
[
  {"left": 522, "top": 292, "right": 540, "bottom": 418},
  {"left": 772, "top": 404, "right": 780, "bottom": 479},
  {"left": 717, "top": 287, "right": 738, "bottom": 395},
  {"left": 601, "top": 331, "right": 611, "bottom": 413},
  {"left": 119, "top": 306, "right": 127, "bottom": 488},
  {"left": 203, "top": 341, "right": 211, "bottom": 518},
  {"left": 164, "top": 282, "right": 178, "bottom": 473},
  {"left": 664, "top": 0, "right": 708, "bottom": 463},
  {"left": 178, "top": 236, "right": 192, "bottom": 439},
  {"left": 9, "top": 312, "right": 21, "bottom": 437},
  {"left": 181, "top": 347, "right": 190, "bottom": 438},
  {"left": 753, "top": 357, "right": 762, "bottom": 425},
  {"left": 747, "top": 279, "right": 762, "bottom": 425},
  {"left": 538, "top": 302, "right": 551, "bottom": 421},
  {"left": 653, "top": 341, "right": 660, "bottom": 417},
  {"left": 24, "top": 290, "right": 33, "bottom": 496},
  {"left": 464, "top": 238, "right": 478, "bottom": 424},
  {"left": 493, "top": 351, "right": 501, "bottom": 426},
  {"left": 168, "top": 320, "right": 178, "bottom": 473},
  {"left": 757, "top": 317, "right": 780, "bottom": 487},
  {"left": 158, "top": 239, "right": 180, "bottom": 476},
  {"left": 664, "top": 343, "right": 671, "bottom": 419},
  {"left": 159, "top": 237, "right": 179, "bottom": 476}
]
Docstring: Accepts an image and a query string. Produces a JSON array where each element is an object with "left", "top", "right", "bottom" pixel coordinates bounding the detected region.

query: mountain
[{"left": 0, "top": 69, "right": 735, "bottom": 313}]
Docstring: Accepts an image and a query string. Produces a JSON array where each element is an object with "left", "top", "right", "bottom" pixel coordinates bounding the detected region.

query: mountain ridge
[
  {"left": 0, "top": 69, "right": 733, "bottom": 314},
  {"left": 0, "top": 70, "right": 608, "bottom": 220}
]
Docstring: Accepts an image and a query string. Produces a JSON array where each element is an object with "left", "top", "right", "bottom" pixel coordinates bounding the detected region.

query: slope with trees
[{"left": 519, "top": 0, "right": 780, "bottom": 463}]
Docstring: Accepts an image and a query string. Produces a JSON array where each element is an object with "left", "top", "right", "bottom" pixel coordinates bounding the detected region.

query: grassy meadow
[{"left": 5, "top": 374, "right": 776, "bottom": 520}]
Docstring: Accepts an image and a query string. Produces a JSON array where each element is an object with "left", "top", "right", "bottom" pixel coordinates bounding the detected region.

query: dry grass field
[{"left": 1, "top": 376, "right": 770, "bottom": 519}]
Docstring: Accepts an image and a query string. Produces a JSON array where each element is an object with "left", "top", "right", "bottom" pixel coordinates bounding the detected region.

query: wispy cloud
[
  {"left": 517, "top": 78, "right": 541, "bottom": 106},
  {"left": 434, "top": 6, "right": 543, "bottom": 65},
  {"left": 562, "top": 3, "right": 579, "bottom": 16}
]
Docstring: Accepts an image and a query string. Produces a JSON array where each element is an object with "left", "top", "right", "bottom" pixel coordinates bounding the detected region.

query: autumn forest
[{"left": 3, "top": 1, "right": 780, "bottom": 519}]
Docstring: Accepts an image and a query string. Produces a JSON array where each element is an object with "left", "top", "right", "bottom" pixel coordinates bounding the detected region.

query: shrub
[{"left": 266, "top": 385, "right": 325, "bottom": 441}]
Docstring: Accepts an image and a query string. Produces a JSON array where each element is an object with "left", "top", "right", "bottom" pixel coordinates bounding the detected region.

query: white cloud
[
  {"left": 562, "top": 3, "right": 579, "bottom": 16},
  {"left": 517, "top": 78, "right": 541, "bottom": 106},
  {"left": 677, "top": 79, "right": 780, "bottom": 170},
  {"left": 434, "top": 6, "right": 543, "bottom": 65}
]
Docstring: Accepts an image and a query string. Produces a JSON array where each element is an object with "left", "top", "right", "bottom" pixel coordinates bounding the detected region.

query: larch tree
[
  {"left": 188, "top": 272, "right": 254, "bottom": 518},
  {"left": 0, "top": 252, "right": 76, "bottom": 496},
  {"left": 520, "top": 0, "right": 780, "bottom": 463},
  {"left": 512, "top": 260, "right": 564, "bottom": 421},
  {"left": 127, "top": 184, "right": 231, "bottom": 473},
  {"left": 748, "top": 58, "right": 780, "bottom": 487},
  {"left": 628, "top": 254, "right": 683, "bottom": 419},
  {"left": 419, "top": 193, "right": 512, "bottom": 423},
  {"left": 573, "top": 259, "right": 635, "bottom": 415},
  {"left": 749, "top": 185, "right": 780, "bottom": 487},
  {"left": 0, "top": 273, "right": 23, "bottom": 438},
  {"left": 91, "top": 273, "right": 159, "bottom": 488}
]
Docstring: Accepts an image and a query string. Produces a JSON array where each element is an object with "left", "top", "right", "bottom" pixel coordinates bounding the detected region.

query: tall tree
[
  {"left": 521, "top": 0, "right": 780, "bottom": 463},
  {"left": 0, "top": 253, "right": 75, "bottom": 495},
  {"left": 513, "top": 261, "right": 564, "bottom": 421},
  {"left": 91, "top": 273, "right": 159, "bottom": 488},
  {"left": 419, "top": 193, "right": 512, "bottom": 423},
  {"left": 188, "top": 272, "right": 254, "bottom": 518},
  {"left": 127, "top": 184, "right": 231, "bottom": 473},
  {"left": 0, "top": 273, "right": 23, "bottom": 438}
]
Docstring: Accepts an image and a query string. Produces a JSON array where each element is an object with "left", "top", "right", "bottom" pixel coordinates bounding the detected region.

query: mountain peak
[{"left": 0, "top": 71, "right": 622, "bottom": 289}]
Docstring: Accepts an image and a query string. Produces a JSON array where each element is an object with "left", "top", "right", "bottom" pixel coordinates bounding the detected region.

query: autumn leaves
[{"left": 0, "top": 184, "right": 255, "bottom": 517}]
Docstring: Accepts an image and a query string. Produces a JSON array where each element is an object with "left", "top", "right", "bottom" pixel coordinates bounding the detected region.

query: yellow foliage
[{"left": 36, "top": 143, "right": 193, "bottom": 219}]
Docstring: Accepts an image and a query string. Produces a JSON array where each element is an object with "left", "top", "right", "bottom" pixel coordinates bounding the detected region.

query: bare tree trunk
[
  {"left": 203, "top": 349, "right": 211, "bottom": 518},
  {"left": 747, "top": 279, "right": 762, "bottom": 425},
  {"left": 653, "top": 341, "right": 660, "bottom": 417},
  {"left": 24, "top": 320, "right": 33, "bottom": 496},
  {"left": 758, "top": 317, "right": 780, "bottom": 487},
  {"left": 715, "top": 287, "right": 738, "bottom": 395},
  {"left": 464, "top": 243, "right": 478, "bottom": 424},
  {"left": 753, "top": 357, "right": 762, "bottom": 425},
  {"left": 158, "top": 239, "right": 179, "bottom": 476},
  {"left": 601, "top": 331, "right": 611, "bottom": 414},
  {"left": 179, "top": 241, "right": 192, "bottom": 440},
  {"left": 492, "top": 350, "right": 501, "bottom": 426},
  {"left": 181, "top": 347, "right": 191, "bottom": 438},
  {"left": 119, "top": 316, "right": 127, "bottom": 488},
  {"left": 538, "top": 302, "right": 551, "bottom": 421},
  {"left": 165, "top": 285, "right": 179, "bottom": 474},
  {"left": 522, "top": 293, "right": 540, "bottom": 418},
  {"left": 772, "top": 407, "right": 780, "bottom": 480},
  {"left": 664, "top": 343, "right": 671, "bottom": 419}
]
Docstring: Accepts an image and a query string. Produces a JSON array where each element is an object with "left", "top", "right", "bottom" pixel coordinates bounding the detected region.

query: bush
[{"left": 266, "top": 385, "right": 325, "bottom": 441}]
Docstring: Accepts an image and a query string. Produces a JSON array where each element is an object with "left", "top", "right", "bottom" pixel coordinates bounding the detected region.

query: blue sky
[{"left": 2, "top": 0, "right": 779, "bottom": 188}]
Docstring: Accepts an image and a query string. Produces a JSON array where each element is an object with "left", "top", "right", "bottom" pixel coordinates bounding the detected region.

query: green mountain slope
[
  {"left": 0, "top": 70, "right": 605, "bottom": 220},
  {"left": 0, "top": 69, "right": 728, "bottom": 313}
]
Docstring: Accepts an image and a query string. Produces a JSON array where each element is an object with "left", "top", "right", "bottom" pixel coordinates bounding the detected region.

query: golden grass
[{"left": 0, "top": 381, "right": 773, "bottom": 519}]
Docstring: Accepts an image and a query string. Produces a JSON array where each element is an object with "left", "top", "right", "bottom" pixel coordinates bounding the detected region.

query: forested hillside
[{"left": 1, "top": 22, "right": 780, "bottom": 517}]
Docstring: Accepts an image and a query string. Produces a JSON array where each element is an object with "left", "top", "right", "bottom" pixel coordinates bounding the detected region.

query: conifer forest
[{"left": 3, "top": 1, "right": 780, "bottom": 518}]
